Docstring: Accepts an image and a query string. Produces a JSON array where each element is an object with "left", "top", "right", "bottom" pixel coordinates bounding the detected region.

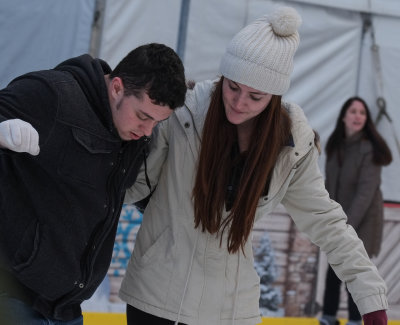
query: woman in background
[{"left": 320, "top": 97, "right": 392, "bottom": 325}]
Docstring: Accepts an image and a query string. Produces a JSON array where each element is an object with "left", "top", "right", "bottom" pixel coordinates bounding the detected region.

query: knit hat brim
[{"left": 220, "top": 51, "right": 290, "bottom": 95}]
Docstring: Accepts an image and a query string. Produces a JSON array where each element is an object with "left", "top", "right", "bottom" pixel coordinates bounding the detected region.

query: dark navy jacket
[{"left": 0, "top": 55, "right": 148, "bottom": 320}]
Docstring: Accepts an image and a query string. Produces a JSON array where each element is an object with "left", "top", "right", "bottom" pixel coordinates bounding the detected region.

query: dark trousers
[
  {"left": 0, "top": 294, "right": 83, "bottom": 325},
  {"left": 322, "top": 265, "right": 361, "bottom": 321},
  {"left": 126, "top": 304, "right": 187, "bottom": 325}
]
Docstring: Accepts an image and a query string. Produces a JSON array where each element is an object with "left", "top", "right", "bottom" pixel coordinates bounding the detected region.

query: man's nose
[{"left": 142, "top": 120, "right": 157, "bottom": 137}]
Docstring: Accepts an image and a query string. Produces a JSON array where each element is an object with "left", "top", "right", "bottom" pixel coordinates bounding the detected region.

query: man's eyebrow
[
  {"left": 140, "top": 111, "right": 156, "bottom": 121},
  {"left": 139, "top": 110, "right": 169, "bottom": 123}
]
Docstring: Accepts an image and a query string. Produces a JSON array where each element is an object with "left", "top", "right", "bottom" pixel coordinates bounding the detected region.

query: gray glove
[{"left": 0, "top": 119, "right": 40, "bottom": 155}]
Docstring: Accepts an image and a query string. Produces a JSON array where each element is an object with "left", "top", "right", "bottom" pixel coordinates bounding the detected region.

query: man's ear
[{"left": 110, "top": 77, "right": 124, "bottom": 99}]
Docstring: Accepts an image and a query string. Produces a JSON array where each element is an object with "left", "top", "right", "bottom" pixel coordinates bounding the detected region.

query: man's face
[{"left": 109, "top": 77, "right": 173, "bottom": 140}]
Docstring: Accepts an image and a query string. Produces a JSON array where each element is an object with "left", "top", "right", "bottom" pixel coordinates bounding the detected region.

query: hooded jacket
[
  {"left": 119, "top": 80, "right": 388, "bottom": 325},
  {"left": 0, "top": 55, "right": 148, "bottom": 320}
]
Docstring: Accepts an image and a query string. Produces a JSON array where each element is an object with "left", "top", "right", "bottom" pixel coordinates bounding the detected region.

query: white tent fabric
[
  {"left": 99, "top": 0, "right": 182, "bottom": 69},
  {"left": 0, "top": 0, "right": 95, "bottom": 88},
  {"left": 0, "top": 0, "right": 398, "bottom": 202},
  {"left": 290, "top": 0, "right": 400, "bottom": 17},
  {"left": 357, "top": 12, "right": 400, "bottom": 204},
  {"left": 99, "top": 0, "right": 400, "bottom": 202}
]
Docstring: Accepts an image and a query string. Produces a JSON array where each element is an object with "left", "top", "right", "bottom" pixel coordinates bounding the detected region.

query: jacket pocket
[
  {"left": 12, "top": 219, "right": 40, "bottom": 272},
  {"left": 12, "top": 222, "right": 77, "bottom": 300},
  {"left": 58, "top": 128, "right": 117, "bottom": 188},
  {"left": 133, "top": 226, "right": 172, "bottom": 267}
]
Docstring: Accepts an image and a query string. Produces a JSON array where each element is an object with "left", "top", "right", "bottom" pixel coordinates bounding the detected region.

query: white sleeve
[
  {"left": 281, "top": 147, "right": 388, "bottom": 315},
  {"left": 124, "top": 118, "right": 170, "bottom": 204}
]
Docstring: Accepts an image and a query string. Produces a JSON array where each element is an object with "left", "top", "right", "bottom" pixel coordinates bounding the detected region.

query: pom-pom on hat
[{"left": 219, "top": 6, "right": 302, "bottom": 95}]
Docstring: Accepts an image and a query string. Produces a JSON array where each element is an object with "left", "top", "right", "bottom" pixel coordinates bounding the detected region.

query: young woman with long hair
[
  {"left": 120, "top": 7, "right": 388, "bottom": 325},
  {"left": 320, "top": 97, "right": 392, "bottom": 325}
]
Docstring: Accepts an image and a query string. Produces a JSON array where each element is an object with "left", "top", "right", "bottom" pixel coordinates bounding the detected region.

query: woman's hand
[{"left": 363, "top": 310, "right": 388, "bottom": 325}]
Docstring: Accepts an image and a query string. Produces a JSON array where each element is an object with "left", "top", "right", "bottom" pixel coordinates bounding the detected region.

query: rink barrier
[{"left": 82, "top": 313, "right": 400, "bottom": 325}]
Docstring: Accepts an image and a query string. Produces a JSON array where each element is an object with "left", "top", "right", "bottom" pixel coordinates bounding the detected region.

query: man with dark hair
[{"left": 0, "top": 43, "right": 186, "bottom": 324}]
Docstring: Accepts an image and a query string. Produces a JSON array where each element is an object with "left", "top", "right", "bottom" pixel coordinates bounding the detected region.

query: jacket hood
[{"left": 54, "top": 54, "right": 115, "bottom": 133}]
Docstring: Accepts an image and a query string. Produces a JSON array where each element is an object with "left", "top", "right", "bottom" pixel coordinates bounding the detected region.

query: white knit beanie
[{"left": 219, "top": 6, "right": 302, "bottom": 95}]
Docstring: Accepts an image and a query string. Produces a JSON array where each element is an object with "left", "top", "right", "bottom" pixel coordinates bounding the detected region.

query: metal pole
[
  {"left": 176, "top": 0, "right": 191, "bottom": 62},
  {"left": 89, "top": 0, "right": 106, "bottom": 58}
]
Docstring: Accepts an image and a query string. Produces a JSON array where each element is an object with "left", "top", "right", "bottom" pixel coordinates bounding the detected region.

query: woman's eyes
[
  {"left": 349, "top": 110, "right": 366, "bottom": 115},
  {"left": 229, "top": 85, "right": 262, "bottom": 101},
  {"left": 250, "top": 96, "right": 262, "bottom": 101},
  {"left": 229, "top": 84, "right": 239, "bottom": 91}
]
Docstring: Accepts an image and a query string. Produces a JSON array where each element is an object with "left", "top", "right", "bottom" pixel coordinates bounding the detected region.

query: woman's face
[
  {"left": 222, "top": 78, "right": 272, "bottom": 125},
  {"left": 342, "top": 100, "right": 367, "bottom": 137}
]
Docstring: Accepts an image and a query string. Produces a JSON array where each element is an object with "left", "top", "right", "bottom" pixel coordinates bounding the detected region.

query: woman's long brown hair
[{"left": 192, "top": 77, "right": 292, "bottom": 254}]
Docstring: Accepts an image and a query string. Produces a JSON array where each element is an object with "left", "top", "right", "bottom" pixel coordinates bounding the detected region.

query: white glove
[{"left": 0, "top": 119, "right": 40, "bottom": 155}]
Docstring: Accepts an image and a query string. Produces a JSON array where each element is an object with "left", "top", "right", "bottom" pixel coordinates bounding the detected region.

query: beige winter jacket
[{"left": 119, "top": 80, "right": 388, "bottom": 325}]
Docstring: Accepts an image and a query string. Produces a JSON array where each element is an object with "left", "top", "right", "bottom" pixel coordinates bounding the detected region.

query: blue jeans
[{"left": 0, "top": 293, "right": 83, "bottom": 325}]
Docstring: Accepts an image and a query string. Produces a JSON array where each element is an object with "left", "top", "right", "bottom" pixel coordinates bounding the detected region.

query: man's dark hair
[{"left": 110, "top": 43, "right": 186, "bottom": 109}]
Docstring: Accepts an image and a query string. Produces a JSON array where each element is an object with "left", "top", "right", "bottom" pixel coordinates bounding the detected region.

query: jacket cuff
[{"left": 356, "top": 292, "right": 388, "bottom": 315}]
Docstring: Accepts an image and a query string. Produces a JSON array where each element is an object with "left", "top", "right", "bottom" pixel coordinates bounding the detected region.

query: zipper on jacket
[{"left": 54, "top": 139, "right": 148, "bottom": 314}]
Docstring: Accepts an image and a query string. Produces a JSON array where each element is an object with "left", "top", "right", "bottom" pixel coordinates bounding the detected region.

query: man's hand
[
  {"left": 0, "top": 119, "right": 40, "bottom": 155},
  {"left": 363, "top": 310, "right": 388, "bottom": 325}
]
